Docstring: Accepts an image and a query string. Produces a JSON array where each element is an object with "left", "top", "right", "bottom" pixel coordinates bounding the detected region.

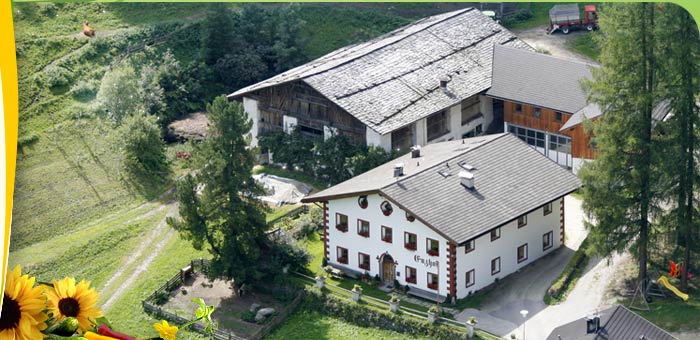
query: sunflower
[
  {"left": 0, "top": 265, "right": 48, "bottom": 340},
  {"left": 46, "top": 277, "right": 102, "bottom": 333},
  {"left": 153, "top": 320, "right": 178, "bottom": 340}
]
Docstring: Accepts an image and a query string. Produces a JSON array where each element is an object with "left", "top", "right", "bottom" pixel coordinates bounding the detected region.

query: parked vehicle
[{"left": 547, "top": 4, "right": 598, "bottom": 35}]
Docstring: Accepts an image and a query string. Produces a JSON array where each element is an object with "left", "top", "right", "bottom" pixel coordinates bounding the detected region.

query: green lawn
[
  {"left": 623, "top": 282, "right": 700, "bottom": 333},
  {"left": 268, "top": 309, "right": 427, "bottom": 340},
  {"left": 566, "top": 32, "right": 601, "bottom": 61}
]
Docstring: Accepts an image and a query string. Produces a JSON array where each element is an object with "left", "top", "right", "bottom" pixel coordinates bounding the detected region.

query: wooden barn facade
[{"left": 231, "top": 8, "right": 531, "bottom": 153}]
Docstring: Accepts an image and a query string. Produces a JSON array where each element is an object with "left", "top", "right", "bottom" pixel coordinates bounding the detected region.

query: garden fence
[
  {"left": 142, "top": 258, "right": 304, "bottom": 340},
  {"left": 292, "top": 271, "right": 482, "bottom": 336}
]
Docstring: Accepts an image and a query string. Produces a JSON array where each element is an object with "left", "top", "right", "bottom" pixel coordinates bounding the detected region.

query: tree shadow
[{"left": 53, "top": 138, "right": 104, "bottom": 204}]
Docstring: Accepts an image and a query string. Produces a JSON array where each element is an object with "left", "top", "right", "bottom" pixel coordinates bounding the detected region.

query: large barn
[{"left": 228, "top": 8, "right": 531, "bottom": 152}]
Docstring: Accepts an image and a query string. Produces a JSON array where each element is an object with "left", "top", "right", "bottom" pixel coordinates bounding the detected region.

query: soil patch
[{"left": 162, "top": 274, "right": 286, "bottom": 338}]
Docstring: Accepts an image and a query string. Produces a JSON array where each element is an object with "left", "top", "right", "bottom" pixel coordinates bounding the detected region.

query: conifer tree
[{"left": 580, "top": 3, "right": 662, "bottom": 291}]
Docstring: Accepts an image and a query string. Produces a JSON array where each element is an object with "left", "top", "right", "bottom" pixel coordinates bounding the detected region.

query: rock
[
  {"left": 255, "top": 307, "right": 276, "bottom": 322},
  {"left": 249, "top": 303, "right": 261, "bottom": 313}
]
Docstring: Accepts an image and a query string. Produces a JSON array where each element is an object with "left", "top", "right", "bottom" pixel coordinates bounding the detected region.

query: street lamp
[{"left": 520, "top": 310, "right": 529, "bottom": 340}]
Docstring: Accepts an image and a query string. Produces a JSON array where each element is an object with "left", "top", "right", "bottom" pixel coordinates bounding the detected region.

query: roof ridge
[{"left": 379, "top": 133, "right": 508, "bottom": 192}]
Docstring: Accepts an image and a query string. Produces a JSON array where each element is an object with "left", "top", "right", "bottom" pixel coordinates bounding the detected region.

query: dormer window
[
  {"left": 358, "top": 196, "right": 368, "bottom": 209},
  {"left": 381, "top": 201, "right": 393, "bottom": 216}
]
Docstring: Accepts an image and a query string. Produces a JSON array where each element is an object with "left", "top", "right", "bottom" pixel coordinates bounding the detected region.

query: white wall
[
  {"left": 243, "top": 97, "right": 260, "bottom": 147},
  {"left": 454, "top": 198, "right": 563, "bottom": 299},
  {"left": 572, "top": 158, "right": 590, "bottom": 175},
  {"left": 479, "top": 95, "right": 494, "bottom": 129},
  {"left": 366, "top": 127, "right": 392, "bottom": 151},
  {"left": 327, "top": 194, "right": 450, "bottom": 297}
]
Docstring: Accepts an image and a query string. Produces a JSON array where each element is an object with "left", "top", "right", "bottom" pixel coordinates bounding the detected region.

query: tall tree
[
  {"left": 656, "top": 3, "right": 700, "bottom": 290},
  {"left": 580, "top": 3, "right": 662, "bottom": 292},
  {"left": 167, "top": 96, "right": 268, "bottom": 284},
  {"left": 200, "top": 3, "right": 237, "bottom": 66},
  {"left": 120, "top": 113, "right": 170, "bottom": 195}
]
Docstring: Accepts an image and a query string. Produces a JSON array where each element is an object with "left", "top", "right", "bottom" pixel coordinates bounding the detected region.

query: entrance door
[{"left": 382, "top": 255, "right": 395, "bottom": 284}]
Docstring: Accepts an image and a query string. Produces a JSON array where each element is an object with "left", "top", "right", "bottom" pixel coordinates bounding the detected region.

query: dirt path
[
  {"left": 101, "top": 201, "right": 178, "bottom": 311},
  {"left": 513, "top": 25, "right": 598, "bottom": 65}
]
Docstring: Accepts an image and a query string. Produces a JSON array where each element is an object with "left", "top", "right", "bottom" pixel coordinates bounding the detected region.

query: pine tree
[
  {"left": 580, "top": 3, "right": 663, "bottom": 291},
  {"left": 167, "top": 96, "right": 268, "bottom": 283},
  {"left": 655, "top": 3, "right": 700, "bottom": 290}
]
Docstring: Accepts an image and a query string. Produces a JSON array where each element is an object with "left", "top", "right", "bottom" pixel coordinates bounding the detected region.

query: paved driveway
[{"left": 456, "top": 195, "right": 621, "bottom": 339}]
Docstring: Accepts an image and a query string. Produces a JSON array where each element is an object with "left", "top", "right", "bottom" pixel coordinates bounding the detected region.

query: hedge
[
  {"left": 545, "top": 238, "right": 590, "bottom": 304},
  {"left": 301, "top": 287, "right": 465, "bottom": 340}
]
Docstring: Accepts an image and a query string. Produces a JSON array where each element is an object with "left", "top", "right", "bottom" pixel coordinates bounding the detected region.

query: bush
[
  {"left": 71, "top": 79, "right": 99, "bottom": 100},
  {"left": 241, "top": 310, "right": 257, "bottom": 323},
  {"left": 152, "top": 290, "right": 169, "bottom": 305},
  {"left": 545, "top": 238, "right": 590, "bottom": 304},
  {"left": 44, "top": 66, "right": 73, "bottom": 88},
  {"left": 301, "top": 288, "right": 461, "bottom": 340}
]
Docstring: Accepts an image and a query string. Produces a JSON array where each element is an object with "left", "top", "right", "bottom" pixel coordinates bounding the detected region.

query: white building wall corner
[
  {"left": 448, "top": 104, "right": 462, "bottom": 140},
  {"left": 366, "top": 127, "right": 392, "bottom": 151},
  {"left": 242, "top": 97, "right": 261, "bottom": 147},
  {"left": 479, "top": 95, "right": 494, "bottom": 129},
  {"left": 415, "top": 118, "right": 428, "bottom": 146},
  {"left": 453, "top": 199, "right": 562, "bottom": 299}
]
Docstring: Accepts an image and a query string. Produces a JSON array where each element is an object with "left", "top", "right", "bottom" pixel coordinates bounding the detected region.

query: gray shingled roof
[
  {"left": 229, "top": 8, "right": 532, "bottom": 135},
  {"left": 560, "top": 99, "right": 673, "bottom": 132},
  {"left": 546, "top": 305, "right": 678, "bottom": 340},
  {"left": 487, "top": 44, "right": 596, "bottom": 114},
  {"left": 303, "top": 133, "right": 581, "bottom": 244}
]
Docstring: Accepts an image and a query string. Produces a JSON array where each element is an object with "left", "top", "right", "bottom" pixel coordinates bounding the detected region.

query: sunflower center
[
  {"left": 58, "top": 297, "right": 81, "bottom": 317},
  {"left": 0, "top": 294, "right": 21, "bottom": 330}
]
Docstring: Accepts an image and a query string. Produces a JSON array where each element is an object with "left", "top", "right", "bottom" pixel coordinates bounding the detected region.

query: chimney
[
  {"left": 440, "top": 76, "right": 450, "bottom": 90},
  {"left": 411, "top": 145, "right": 421, "bottom": 158},
  {"left": 459, "top": 171, "right": 474, "bottom": 189},
  {"left": 585, "top": 314, "right": 601, "bottom": 334},
  {"left": 394, "top": 163, "right": 405, "bottom": 177}
]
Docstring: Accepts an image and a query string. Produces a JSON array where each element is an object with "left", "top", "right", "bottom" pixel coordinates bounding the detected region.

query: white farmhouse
[{"left": 302, "top": 133, "right": 581, "bottom": 302}]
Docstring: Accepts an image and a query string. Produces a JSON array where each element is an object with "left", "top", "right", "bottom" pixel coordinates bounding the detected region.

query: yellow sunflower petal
[{"left": 1, "top": 265, "right": 47, "bottom": 339}]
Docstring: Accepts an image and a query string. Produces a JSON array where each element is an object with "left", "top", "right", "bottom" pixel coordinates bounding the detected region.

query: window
[
  {"left": 491, "top": 257, "right": 501, "bottom": 275},
  {"left": 404, "top": 232, "right": 417, "bottom": 251},
  {"left": 392, "top": 124, "right": 414, "bottom": 152},
  {"left": 406, "top": 212, "right": 415, "bottom": 222},
  {"left": 336, "top": 213, "right": 348, "bottom": 232},
  {"left": 357, "top": 219, "right": 370, "bottom": 237},
  {"left": 549, "top": 134, "right": 572, "bottom": 154},
  {"left": 337, "top": 247, "right": 348, "bottom": 264},
  {"left": 427, "top": 272, "right": 439, "bottom": 290},
  {"left": 515, "top": 103, "right": 522, "bottom": 113},
  {"left": 490, "top": 227, "right": 501, "bottom": 241},
  {"left": 426, "top": 238, "right": 440, "bottom": 256},
  {"left": 427, "top": 111, "right": 450, "bottom": 141},
  {"left": 465, "top": 269, "right": 475, "bottom": 288},
  {"left": 358, "top": 196, "right": 368, "bottom": 209},
  {"left": 508, "top": 124, "right": 545, "bottom": 149},
  {"left": 380, "top": 201, "right": 393, "bottom": 216},
  {"left": 461, "top": 96, "right": 481, "bottom": 125},
  {"left": 406, "top": 266, "right": 417, "bottom": 284},
  {"left": 543, "top": 231, "right": 553, "bottom": 251},
  {"left": 358, "top": 253, "right": 370, "bottom": 270},
  {"left": 517, "top": 244, "right": 528, "bottom": 263},
  {"left": 555, "top": 112, "right": 563, "bottom": 122},
  {"left": 381, "top": 226, "right": 393, "bottom": 243},
  {"left": 518, "top": 215, "right": 527, "bottom": 228},
  {"left": 534, "top": 107, "right": 541, "bottom": 117},
  {"left": 464, "top": 240, "right": 475, "bottom": 254},
  {"left": 544, "top": 202, "right": 553, "bottom": 215}
]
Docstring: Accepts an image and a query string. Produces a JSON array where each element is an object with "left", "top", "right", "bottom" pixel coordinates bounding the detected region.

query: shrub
[
  {"left": 241, "top": 310, "right": 256, "bottom": 323},
  {"left": 389, "top": 294, "right": 399, "bottom": 303},
  {"left": 152, "top": 290, "right": 169, "bottom": 305},
  {"left": 352, "top": 284, "right": 362, "bottom": 292},
  {"left": 44, "top": 66, "right": 73, "bottom": 88},
  {"left": 301, "top": 288, "right": 461, "bottom": 339},
  {"left": 545, "top": 238, "right": 590, "bottom": 304},
  {"left": 71, "top": 79, "right": 99, "bottom": 100},
  {"left": 428, "top": 305, "right": 439, "bottom": 314}
]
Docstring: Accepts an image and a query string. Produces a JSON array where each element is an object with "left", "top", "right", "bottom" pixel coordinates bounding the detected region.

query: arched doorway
[{"left": 380, "top": 254, "right": 396, "bottom": 284}]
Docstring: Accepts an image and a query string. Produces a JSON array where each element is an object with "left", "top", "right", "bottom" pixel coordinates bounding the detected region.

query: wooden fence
[{"left": 142, "top": 258, "right": 304, "bottom": 340}]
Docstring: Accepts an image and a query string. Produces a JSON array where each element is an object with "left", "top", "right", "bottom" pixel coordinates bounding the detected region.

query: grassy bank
[{"left": 566, "top": 33, "right": 601, "bottom": 61}]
